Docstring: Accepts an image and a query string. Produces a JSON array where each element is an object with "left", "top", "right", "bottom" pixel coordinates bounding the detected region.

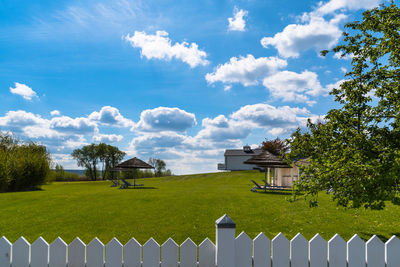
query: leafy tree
[
  {"left": 149, "top": 158, "right": 171, "bottom": 177},
  {"left": 286, "top": 2, "right": 400, "bottom": 209},
  {"left": 72, "top": 143, "right": 125, "bottom": 180},
  {"left": 72, "top": 144, "right": 98, "bottom": 180},
  {"left": 103, "top": 145, "right": 126, "bottom": 179}
]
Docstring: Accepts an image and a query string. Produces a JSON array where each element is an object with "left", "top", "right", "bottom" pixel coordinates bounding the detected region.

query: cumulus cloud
[
  {"left": 333, "top": 52, "right": 353, "bottom": 60},
  {"left": 315, "top": 0, "right": 381, "bottom": 15},
  {"left": 0, "top": 110, "right": 47, "bottom": 129},
  {"left": 228, "top": 7, "right": 248, "bottom": 32},
  {"left": 125, "top": 30, "right": 209, "bottom": 68},
  {"left": 196, "top": 116, "right": 251, "bottom": 142},
  {"left": 134, "top": 107, "right": 196, "bottom": 132},
  {"left": 261, "top": 14, "right": 346, "bottom": 58},
  {"left": 50, "top": 110, "right": 61, "bottom": 116},
  {"left": 230, "top": 103, "right": 311, "bottom": 135},
  {"left": 205, "top": 54, "right": 287, "bottom": 86},
  {"left": 9, "top": 83, "right": 38, "bottom": 100},
  {"left": 231, "top": 103, "right": 310, "bottom": 126},
  {"left": 130, "top": 132, "right": 187, "bottom": 152},
  {"left": 50, "top": 116, "right": 98, "bottom": 134},
  {"left": 89, "top": 106, "right": 133, "bottom": 127},
  {"left": 92, "top": 133, "right": 123, "bottom": 143},
  {"left": 262, "top": 70, "right": 325, "bottom": 105}
]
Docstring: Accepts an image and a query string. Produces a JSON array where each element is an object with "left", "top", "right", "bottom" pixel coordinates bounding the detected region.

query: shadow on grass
[
  {"left": 1, "top": 187, "right": 44, "bottom": 193},
  {"left": 254, "top": 190, "right": 296, "bottom": 196},
  {"left": 119, "top": 186, "right": 158, "bottom": 190}
]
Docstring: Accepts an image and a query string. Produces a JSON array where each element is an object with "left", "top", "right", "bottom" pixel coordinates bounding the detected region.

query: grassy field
[{"left": 1, "top": 170, "right": 399, "bottom": 245}]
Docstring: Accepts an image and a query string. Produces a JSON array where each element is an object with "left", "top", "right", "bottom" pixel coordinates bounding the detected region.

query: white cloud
[
  {"left": 224, "top": 85, "right": 232, "bottom": 91},
  {"left": 315, "top": 0, "right": 381, "bottom": 15},
  {"left": 51, "top": 153, "right": 76, "bottom": 169},
  {"left": 50, "top": 110, "right": 61, "bottom": 116},
  {"left": 125, "top": 30, "right": 209, "bottom": 68},
  {"left": 92, "top": 133, "right": 123, "bottom": 143},
  {"left": 230, "top": 103, "right": 311, "bottom": 135},
  {"left": 340, "top": 67, "right": 347, "bottom": 73},
  {"left": 130, "top": 132, "right": 187, "bottom": 152},
  {"left": 134, "top": 107, "right": 196, "bottom": 132},
  {"left": 325, "top": 79, "right": 345, "bottom": 94},
  {"left": 333, "top": 52, "right": 353, "bottom": 60},
  {"left": 89, "top": 106, "right": 133, "bottom": 127},
  {"left": 228, "top": 7, "right": 248, "bottom": 32},
  {"left": 205, "top": 54, "right": 287, "bottom": 86},
  {"left": 9, "top": 83, "right": 38, "bottom": 100},
  {"left": 50, "top": 116, "right": 98, "bottom": 134},
  {"left": 0, "top": 110, "right": 47, "bottom": 129},
  {"left": 262, "top": 70, "right": 326, "bottom": 105},
  {"left": 196, "top": 115, "right": 251, "bottom": 142},
  {"left": 261, "top": 14, "right": 346, "bottom": 58}
]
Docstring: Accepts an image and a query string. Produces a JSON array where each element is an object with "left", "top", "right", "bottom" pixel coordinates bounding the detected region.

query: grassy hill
[{"left": 0, "top": 170, "right": 399, "bottom": 245}]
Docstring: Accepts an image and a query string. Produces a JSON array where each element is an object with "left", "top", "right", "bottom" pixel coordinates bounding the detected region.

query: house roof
[
  {"left": 115, "top": 157, "right": 154, "bottom": 169},
  {"left": 224, "top": 148, "right": 262, "bottom": 156},
  {"left": 243, "top": 150, "right": 291, "bottom": 168}
]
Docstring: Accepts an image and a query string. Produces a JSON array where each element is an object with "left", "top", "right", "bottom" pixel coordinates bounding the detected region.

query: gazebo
[
  {"left": 110, "top": 157, "right": 154, "bottom": 187},
  {"left": 244, "top": 150, "right": 292, "bottom": 186}
]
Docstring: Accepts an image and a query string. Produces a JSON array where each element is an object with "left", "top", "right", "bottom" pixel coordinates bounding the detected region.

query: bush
[{"left": 0, "top": 134, "right": 51, "bottom": 192}]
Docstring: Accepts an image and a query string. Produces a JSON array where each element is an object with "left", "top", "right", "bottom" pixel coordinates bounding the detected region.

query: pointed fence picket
[
  {"left": 366, "top": 235, "right": 384, "bottom": 267},
  {"left": 161, "top": 238, "right": 178, "bottom": 267},
  {"left": 142, "top": 238, "right": 159, "bottom": 267},
  {"left": 86, "top": 238, "right": 104, "bottom": 267},
  {"left": 105, "top": 238, "right": 122, "bottom": 267},
  {"left": 347, "top": 234, "right": 365, "bottom": 267},
  {"left": 180, "top": 238, "right": 196, "bottom": 267},
  {"left": 198, "top": 238, "right": 215, "bottom": 267},
  {"left": 290, "top": 233, "right": 308, "bottom": 267},
  {"left": 124, "top": 238, "right": 141, "bottom": 267},
  {"left": 68, "top": 238, "right": 85, "bottom": 267},
  {"left": 309, "top": 234, "right": 327, "bottom": 267},
  {"left": 49, "top": 237, "right": 67, "bottom": 267},
  {"left": 235, "top": 232, "right": 252, "bottom": 267},
  {"left": 0, "top": 237, "right": 11, "bottom": 267},
  {"left": 12, "top": 237, "right": 30, "bottom": 267},
  {"left": 328, "top": 234, "right": 346, "bottom": 267},
  {"left": 386, "top": 236, "right": 400, "bottom": 267},
  {"left": 31, "top": 237, "right": 48, "bottom": 267},
  {"left": 253, "top": 232, "right": 270, "bottom": 267},
  {"left": 5, "top": 215, "right": 400, "bottom": 266},
  {"left": 272, "top": 233, "right": 289, "bottom": 267}
]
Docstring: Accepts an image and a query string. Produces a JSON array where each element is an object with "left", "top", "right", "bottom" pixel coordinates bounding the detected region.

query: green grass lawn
[{"left": 1, "top": 170, "right": 399, "bottom": 245}]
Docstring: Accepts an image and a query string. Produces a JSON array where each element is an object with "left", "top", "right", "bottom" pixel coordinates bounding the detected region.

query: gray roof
[
  {"left": 244, "top": 150, "right": 291, "bottom": 168},
  {"left": 115, "top": 157, "right": 154, "bottom": 169},
  {"left": 224, "top": 148, "right": 262, "bottom": 156}
]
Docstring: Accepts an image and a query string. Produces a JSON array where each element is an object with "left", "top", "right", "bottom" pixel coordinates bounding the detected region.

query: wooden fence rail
[{"left": 1, "top": 214, "right": 400, "bottom": 267}]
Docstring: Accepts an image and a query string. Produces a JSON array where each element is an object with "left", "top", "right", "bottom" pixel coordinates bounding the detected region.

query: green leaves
[{"left": 287, "top": 3, "right": 400, "bottom": 209}]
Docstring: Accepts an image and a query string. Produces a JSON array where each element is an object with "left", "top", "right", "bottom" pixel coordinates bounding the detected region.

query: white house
[
  {"left": 217, "top": 145, "right": 263, "bottom": 171},
  {"left": 218, "top": 146, "right": 306, "bottom": 187}
]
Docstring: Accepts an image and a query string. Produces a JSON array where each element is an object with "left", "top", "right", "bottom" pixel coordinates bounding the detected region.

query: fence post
[{"left": 216, "top": 214, "right": 236, "bottom": 267}]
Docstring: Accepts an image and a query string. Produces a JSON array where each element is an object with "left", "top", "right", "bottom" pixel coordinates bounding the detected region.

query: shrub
[{"left": 0, "top": 134, "right": 51, "bottom": 192}]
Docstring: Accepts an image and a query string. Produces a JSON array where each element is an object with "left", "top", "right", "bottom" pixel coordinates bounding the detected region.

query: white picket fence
[{"left": 1, "top": 214, "right": 400, "bottom": 267}]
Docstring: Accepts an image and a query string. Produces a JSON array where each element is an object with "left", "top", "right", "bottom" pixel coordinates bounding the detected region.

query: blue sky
[{"left": 0, "top": 0, "right": 383, "bottom": 174}]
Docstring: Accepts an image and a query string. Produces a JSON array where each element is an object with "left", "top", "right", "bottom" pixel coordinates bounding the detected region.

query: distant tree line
[
  {"left": 0, "top": 133, "right": 51, "bottom": 192},
  {"left": 71, "top": 143, "right": 126, "bottom": 181},
  {"left": 48, "top": 164, "right": 86, "bottom": 181}
]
